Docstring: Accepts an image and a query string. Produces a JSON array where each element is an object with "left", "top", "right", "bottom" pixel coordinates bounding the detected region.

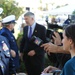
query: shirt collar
[{"left": 29, "top": 22, "right": 36, "bottom": 29}]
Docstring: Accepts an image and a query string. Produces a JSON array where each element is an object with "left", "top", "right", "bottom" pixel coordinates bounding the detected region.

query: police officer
[
  {"left": 0, "top": 8, "right": 16, "bottom": 75},
  {"left": 0, "top": 35, "right": 16, "bottom": 75},
  {"left": 0, "top": 15, "right": 20, "bottom": 70},
  {"left": 63, "top": 15, "right": 71, "bottom": 25}
]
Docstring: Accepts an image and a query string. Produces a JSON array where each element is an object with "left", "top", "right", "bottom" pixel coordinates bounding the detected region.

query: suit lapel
[
  {"left": 24, "top": 26, "right": 28, "bottom": 38},
  {"left": 32, "top": 24, "right": 38, "bottom": 36}
]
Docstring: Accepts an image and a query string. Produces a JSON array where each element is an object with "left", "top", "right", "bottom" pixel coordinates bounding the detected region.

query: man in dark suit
[
  {"left": 0, "top": 15, "right": 20, "bottom": 70},
  {"left": 20, "top": 12, "right": 47, "bottom": 75}
]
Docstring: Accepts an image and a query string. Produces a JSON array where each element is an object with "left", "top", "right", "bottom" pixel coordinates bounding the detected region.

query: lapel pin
[{"left": 35, "top": 30, "right": 37, "bottom": 32}]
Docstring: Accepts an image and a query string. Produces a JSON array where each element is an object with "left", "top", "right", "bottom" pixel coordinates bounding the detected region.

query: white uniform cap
[
  {"left": 2, "top": 15, "right": 16, "bottom": 24},
  {"left": 0, "top": 8, "right": 3, "bottom": 14}
]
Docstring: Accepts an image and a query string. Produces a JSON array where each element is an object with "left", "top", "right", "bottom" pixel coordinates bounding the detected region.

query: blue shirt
[
  {"left": 60, "top": 56, "right": 75, "bottom": 75},
  {"left": 28, "top": 22, "right": 36, "bottom": 37}
]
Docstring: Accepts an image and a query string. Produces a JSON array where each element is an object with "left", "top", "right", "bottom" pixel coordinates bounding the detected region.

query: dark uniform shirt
[
  {"left": 0, "top": 27, "right": 20, "bottom": 69},
  {"left": 0, "top": 35, "right": 16, "bottom": 75}
]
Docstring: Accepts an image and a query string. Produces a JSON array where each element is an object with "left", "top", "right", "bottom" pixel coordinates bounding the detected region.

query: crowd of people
[{"left": 0, "top": 9, "right": 75, "bottom": 75}]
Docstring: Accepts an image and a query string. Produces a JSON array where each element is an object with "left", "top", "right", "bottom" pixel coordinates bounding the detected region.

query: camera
[
  {"left": 46, "top": 23, "right": 63, "bottom": 42},
  {"left": 30, "top": 36, "right": 43, "bottom": 46},
  {"left": 46, "top": 29, "right": 55, "bottom": 40},
  {"left": 46, "top": 29, "right": 63, "bottom": 42}
]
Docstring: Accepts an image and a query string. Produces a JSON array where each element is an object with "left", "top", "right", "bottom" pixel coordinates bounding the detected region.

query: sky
[{"left": 15, "top": 0, "right": 75, "bottom": 7}]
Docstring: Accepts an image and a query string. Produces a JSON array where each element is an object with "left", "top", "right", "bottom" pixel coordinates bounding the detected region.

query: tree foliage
[
  {"left": 0, "top": 0, "right": 24, "bottom": 19},
  {"left": 72, "top": 10, "right": 75, "bottom": 15}
]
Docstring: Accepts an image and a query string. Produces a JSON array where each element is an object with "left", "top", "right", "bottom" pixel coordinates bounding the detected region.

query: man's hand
[
  {"left": 28, "top": 50, "right": 36, "bottom": 56},
  {"left": 52, "top": 32, "right": 62, "bottom": 45},
  {"left": 42, "top": 66, "right": 60, "bottom": 73},
  {"left": 41, "top": 42, "right": 67, "bottom": 54},
  {"left": 41, "top": 42, "right": 58, "bottom": 53}
]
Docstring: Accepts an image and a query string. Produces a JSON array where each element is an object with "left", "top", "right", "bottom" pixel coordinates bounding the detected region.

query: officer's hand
[
  {"left": 10, "top": 50, "right": 16, "bottom": 57},
  {"left": 28, "top": 50, "right": 35, "bottom": 56},
  {"left": 52, "top": 32, "right": 61, "bottom": 45}
]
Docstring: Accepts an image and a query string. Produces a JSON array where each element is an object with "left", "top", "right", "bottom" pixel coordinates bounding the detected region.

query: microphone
[{"left": 30, "top": 36, "right": 43, "bottom": 46}]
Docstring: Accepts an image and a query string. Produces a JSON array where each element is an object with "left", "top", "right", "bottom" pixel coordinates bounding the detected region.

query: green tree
[
  {"left": 72, "top": 10, "right": 75, "bottom": 15},
  {"left": 0, "top": 0, "right": 24, "bottom": 19}
]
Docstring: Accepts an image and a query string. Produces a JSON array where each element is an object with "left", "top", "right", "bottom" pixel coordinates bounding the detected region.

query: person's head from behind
[
  {"left": 51, "top": 17, "right": 56, "bottom": 24},
  {"left": 62, "top": 25, "right": 75, "bottom": 51},
  {"left": 24, "top": 12, "right": 35, "bottom": 26},
  {"left": 68, "top": 15, "right": 71, "bottom": 19}
]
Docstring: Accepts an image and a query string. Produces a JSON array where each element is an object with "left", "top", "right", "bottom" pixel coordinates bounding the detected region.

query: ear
[{"left": 69, "top": 38, "right": 73, "bottom": 45}]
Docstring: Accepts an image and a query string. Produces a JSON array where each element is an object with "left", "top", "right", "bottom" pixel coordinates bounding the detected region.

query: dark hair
[{"left": 65, "top": 25, "right": 75, "bottom": 47}]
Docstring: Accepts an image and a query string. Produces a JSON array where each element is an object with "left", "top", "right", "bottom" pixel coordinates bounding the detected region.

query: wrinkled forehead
[
  {"left": 24, "top": 16, "right": 30, "bottom": 18},
  {"left": 24, "top": 16, "right": 33, "bottom": 20}
]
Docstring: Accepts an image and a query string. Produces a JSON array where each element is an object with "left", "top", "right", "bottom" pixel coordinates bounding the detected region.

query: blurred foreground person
[
  {"left": 46, "top": 32, "right": 70, "bottom": 70},
  {"left": 41, "top": 31, "right": 69, "bottom": 54},
  {"left": 0, "top": 15, "right": 20, "bottom": 70},
  {"left": 42, "top": 25, "right": 75, "bottom": 75}
]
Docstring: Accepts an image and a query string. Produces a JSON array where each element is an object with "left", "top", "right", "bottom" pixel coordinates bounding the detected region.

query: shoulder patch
[{"left": 2, "top": 41, "right": 9, "bottom": 51}]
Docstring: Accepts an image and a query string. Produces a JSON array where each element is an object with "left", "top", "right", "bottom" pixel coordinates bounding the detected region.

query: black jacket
[
  {"left": 20, "top": 23, "right": 47, "bottom": 55},
  {"left": 20, "top": 23, "right": 47, "bottom": 75}
]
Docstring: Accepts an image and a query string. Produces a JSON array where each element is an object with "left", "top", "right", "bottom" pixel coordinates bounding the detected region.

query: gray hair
[{"left": 24, "top": 12, "right": 35, "bottom": 19}]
